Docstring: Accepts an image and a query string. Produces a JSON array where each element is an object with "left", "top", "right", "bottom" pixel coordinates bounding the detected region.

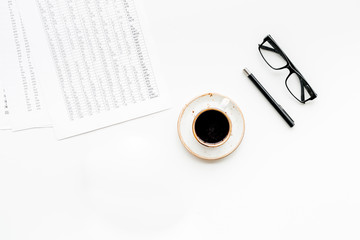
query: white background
[{"left": 1, "top": 0, "right": 360, "bottom": 239}]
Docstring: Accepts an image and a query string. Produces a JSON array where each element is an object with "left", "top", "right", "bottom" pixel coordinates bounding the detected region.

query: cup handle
[{"left": 220, "top": 98, "right": 231, "bottom": 110}]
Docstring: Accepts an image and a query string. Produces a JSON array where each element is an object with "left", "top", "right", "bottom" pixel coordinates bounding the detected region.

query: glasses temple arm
[{"left": 259, "top": 45, "right": 279, "bottom": 54}]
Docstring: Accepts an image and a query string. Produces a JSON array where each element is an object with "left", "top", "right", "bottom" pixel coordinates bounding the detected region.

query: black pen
[{"left": 243, "top": 68, "right": 295, "bottom": 128}]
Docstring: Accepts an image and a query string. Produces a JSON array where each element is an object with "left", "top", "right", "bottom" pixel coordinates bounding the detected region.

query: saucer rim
[{"left": 177, "top": 93, "right": 246, "bottom": 160}]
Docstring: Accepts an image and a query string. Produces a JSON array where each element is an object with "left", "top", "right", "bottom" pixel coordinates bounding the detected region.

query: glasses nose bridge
[
  {"left": 287, "top": 64, "right": 303, "bottom": 78},
  {"left": 287, "top": 67, "right": 295, "bottom": 75}
]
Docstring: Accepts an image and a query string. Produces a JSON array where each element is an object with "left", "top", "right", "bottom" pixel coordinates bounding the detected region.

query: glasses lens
[
  {"left": 286, "top": 73, "right": 311, "bottom": 102},
  {"left": 259, "top": 41, "right": 287, "bottom": 69}
]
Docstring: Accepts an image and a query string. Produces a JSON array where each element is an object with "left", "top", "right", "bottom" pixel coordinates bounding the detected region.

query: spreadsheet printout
[
  {"left": 17, "top": 0, "right": 168, "bottom": 139},
  {"left": 0, "top": 0, "right": 50, "bottom": 130}
]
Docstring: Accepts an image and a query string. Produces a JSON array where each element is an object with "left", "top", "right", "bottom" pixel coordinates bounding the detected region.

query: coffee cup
[
  {"left": 192, "top": 98, "right": 232, "bottom": 147},
  {"left": 178, "top": 93, "right": 245, "bottom": 160}
]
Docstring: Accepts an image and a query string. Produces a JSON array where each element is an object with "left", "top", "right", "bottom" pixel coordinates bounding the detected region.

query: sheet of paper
[
  {"left": 0, "top": 3, "right": 13, "bottom": 130},
  {"left": 0, "top": 0, "right": 50, "bottom": 130},
  {"left": 16, "top": 0, "right": 169, "bottom": 139},
  {"left": 0, "top": 3, "right": 12, "bottom": 130}
]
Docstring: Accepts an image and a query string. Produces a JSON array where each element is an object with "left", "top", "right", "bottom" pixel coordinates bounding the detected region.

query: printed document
[{"left": 14, "top": 0, "right": 168, "bottom": 138}]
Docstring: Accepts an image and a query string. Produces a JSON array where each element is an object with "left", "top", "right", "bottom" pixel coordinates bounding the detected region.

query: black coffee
[{"left": 194, "top": 110, "right": 230, "bottom": 144}]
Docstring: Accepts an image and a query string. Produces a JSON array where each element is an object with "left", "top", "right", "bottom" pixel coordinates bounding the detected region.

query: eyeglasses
[{"left": 258, "top": 35, "right": 317, "bottom": 103}]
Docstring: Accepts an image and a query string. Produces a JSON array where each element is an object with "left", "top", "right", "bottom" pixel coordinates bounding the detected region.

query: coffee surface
[{"left": 194, "top": 110, "right": 230, "bottom": 144}]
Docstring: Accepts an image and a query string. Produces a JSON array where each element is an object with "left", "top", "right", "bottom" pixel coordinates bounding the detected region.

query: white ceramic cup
[{"left": 177, "top": 93, "right": 245, "bottom": 160}]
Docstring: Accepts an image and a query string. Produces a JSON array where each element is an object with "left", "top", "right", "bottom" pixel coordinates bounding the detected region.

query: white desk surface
[{"left": 1, "top": 0, "right": 360, "bottom": 239}]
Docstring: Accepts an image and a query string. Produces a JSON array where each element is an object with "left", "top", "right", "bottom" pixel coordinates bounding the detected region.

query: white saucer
[{"left": 177, "top": 93, "right": 245, "bottom": 160}]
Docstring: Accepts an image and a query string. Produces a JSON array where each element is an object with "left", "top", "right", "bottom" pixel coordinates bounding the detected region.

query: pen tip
[{"left": 243, "top": 68, "right": 251, "bottom": 77}]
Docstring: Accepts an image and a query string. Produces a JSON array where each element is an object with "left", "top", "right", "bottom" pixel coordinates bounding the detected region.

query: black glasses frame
[{"left": 258, "top": 35, "right": 317, "bottom": 103}]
